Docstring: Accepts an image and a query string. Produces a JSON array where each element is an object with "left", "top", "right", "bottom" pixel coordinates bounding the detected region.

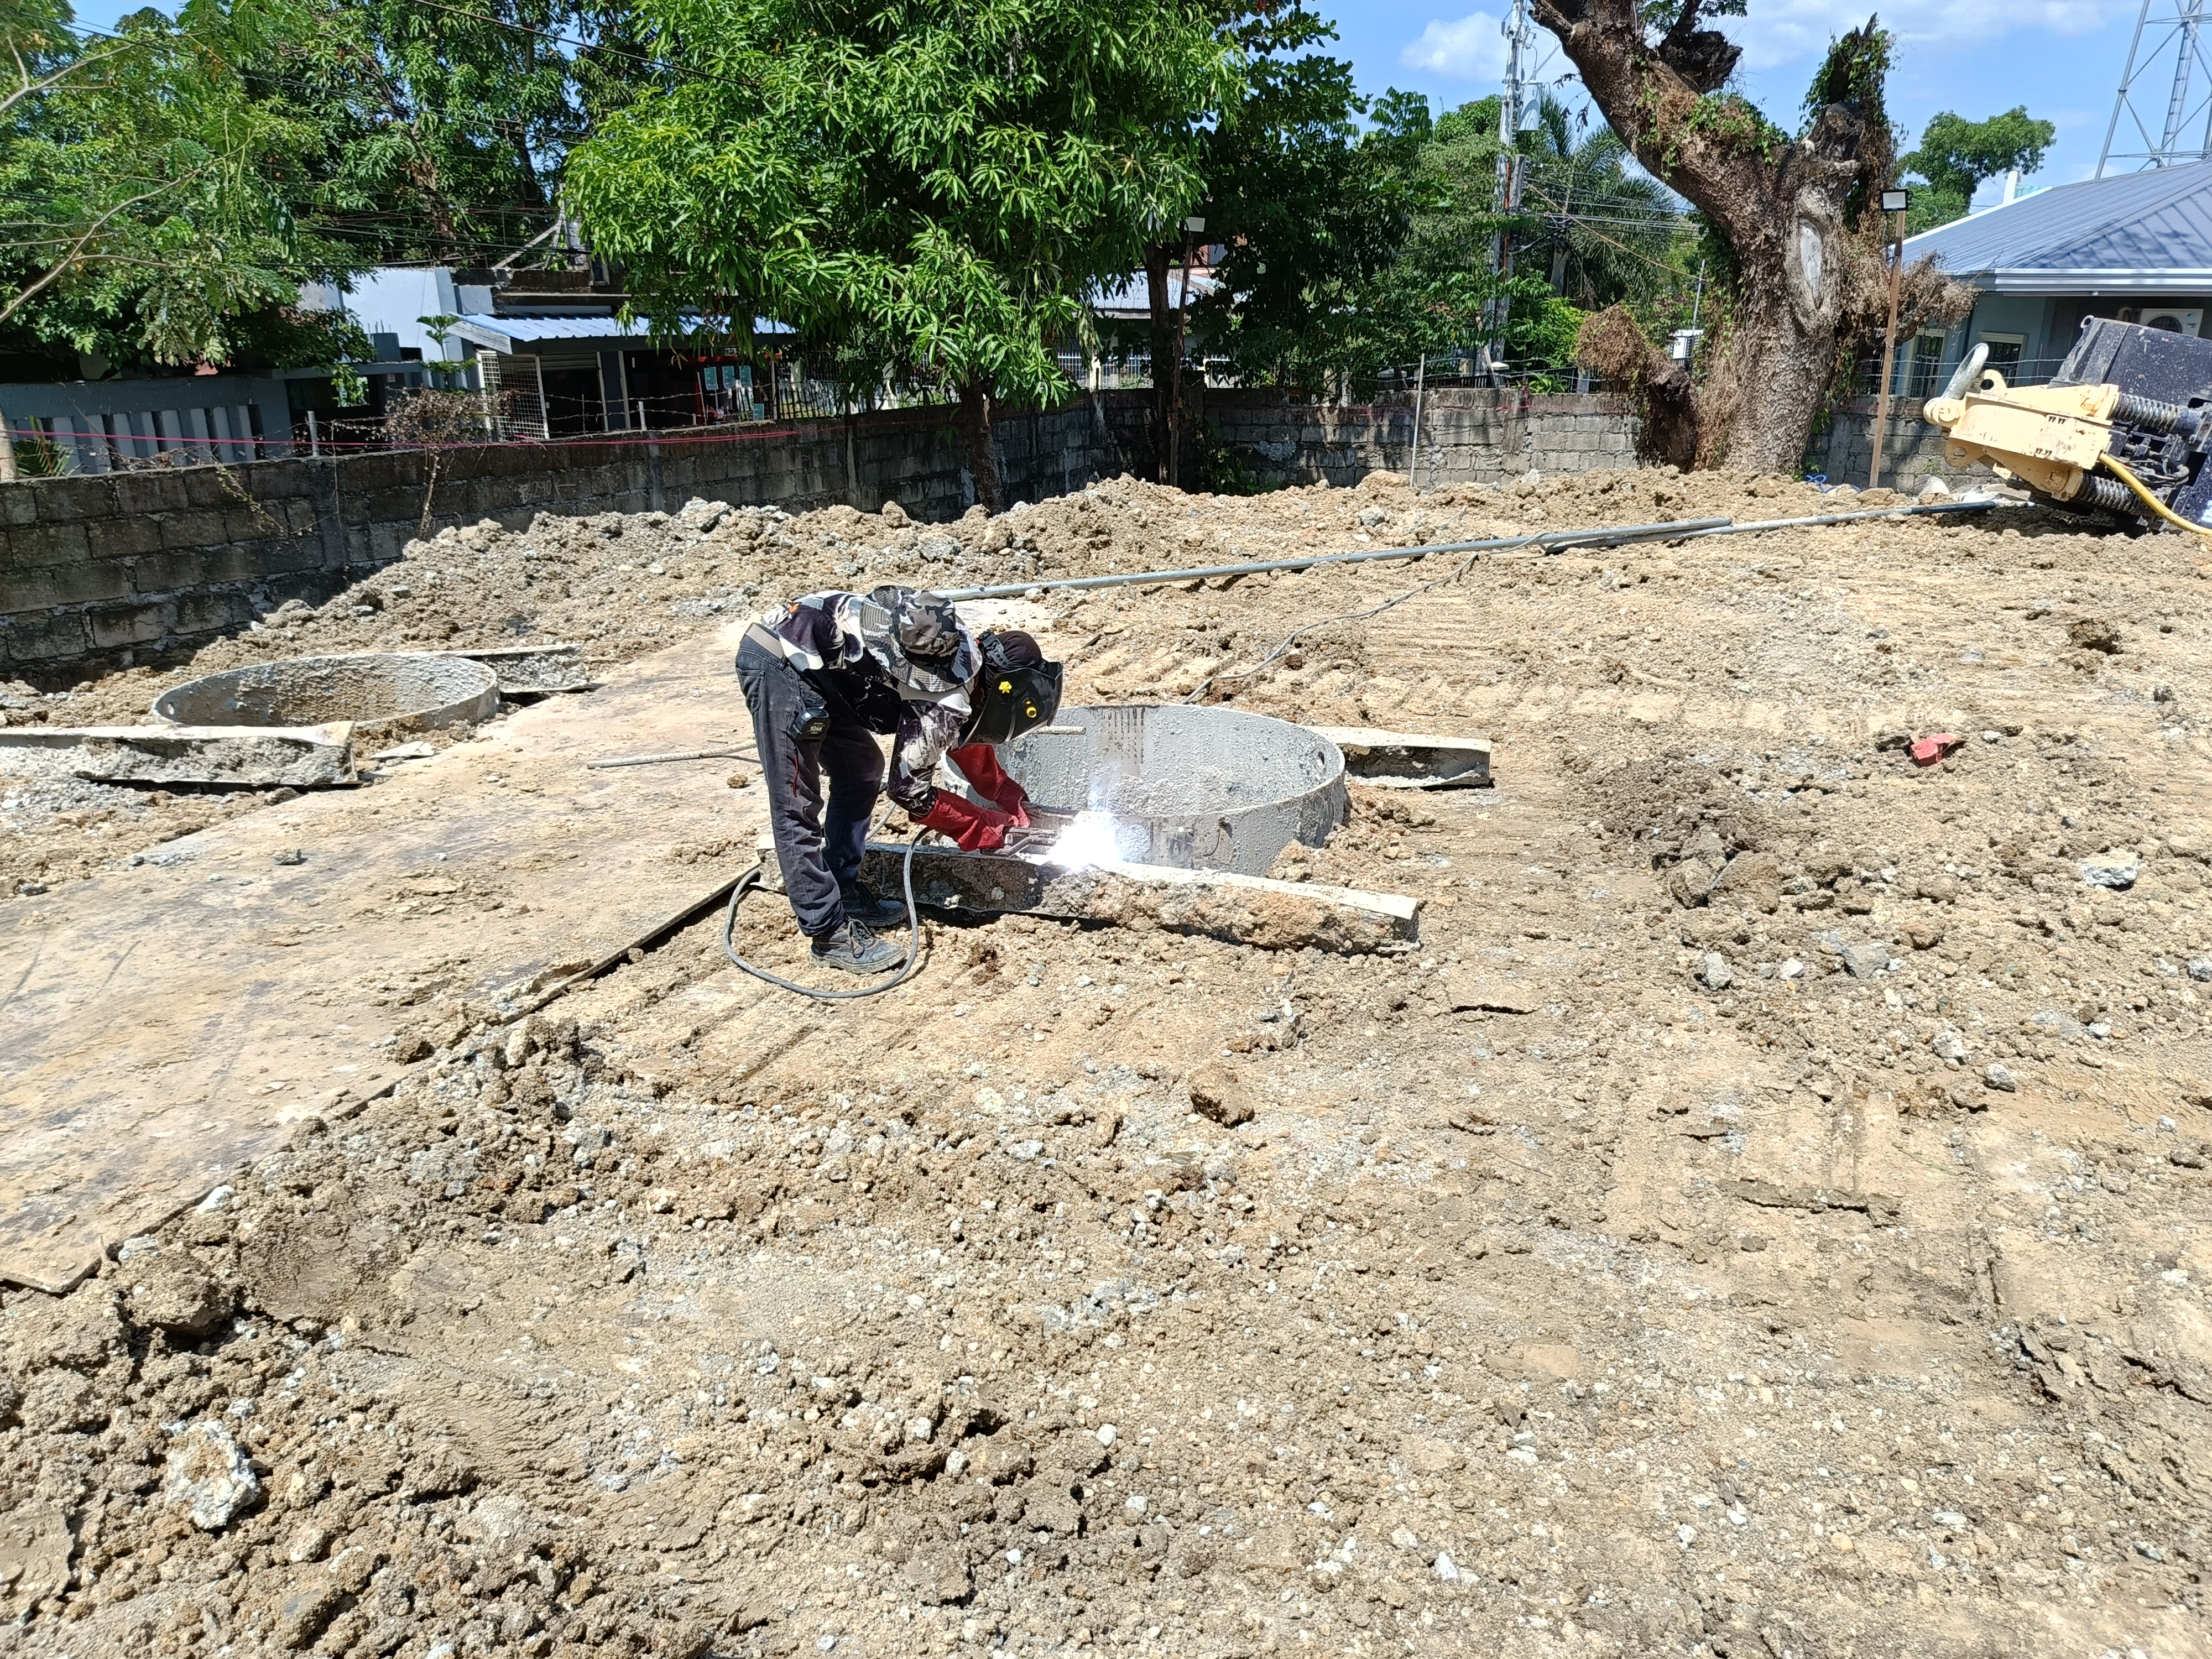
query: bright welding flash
[{"left": 1040, "top": 810, "right": 1121, "bottom": 869}]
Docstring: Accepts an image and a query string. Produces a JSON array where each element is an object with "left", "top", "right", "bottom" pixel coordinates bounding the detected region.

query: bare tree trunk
[
  {"left": 959, "top": 380, "right": 1001, "bottom": 514},
  {"left": 1536, "top": 2, "right": 1924, "bottom": 471},
  {"left": 1144, "top": 243, "right": 1174, "bottom": 483}
]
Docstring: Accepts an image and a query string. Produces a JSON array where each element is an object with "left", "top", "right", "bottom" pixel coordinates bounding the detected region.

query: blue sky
[
  {"left": 1327, "top": 1, "right": 2149, "bottom": 208},
  {"left": 73, "top": 0, "right": 2154, "bottom": 207}
]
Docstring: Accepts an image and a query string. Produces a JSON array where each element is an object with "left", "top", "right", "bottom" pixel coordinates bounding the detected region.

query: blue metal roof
[
  {"left": 452, "top": 313, "right": 794, "bottom": 351},
  {"left": 1907, "top": 160, "right": 2212, "bottom": 293}
]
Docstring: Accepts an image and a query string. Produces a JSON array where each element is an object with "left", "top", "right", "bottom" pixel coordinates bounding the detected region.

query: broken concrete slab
[
  {"left": 445, "top": 642, "right": 589, "bottom": 694},
  {"left": 0, "top": 723, "right": 357, "bottom": 787},
  {"left": 853, "top": 842, "right": 1420, "bottom": 953},
  {"left": 1305, "top": 724, "right": 1491, "bottom": 789}
]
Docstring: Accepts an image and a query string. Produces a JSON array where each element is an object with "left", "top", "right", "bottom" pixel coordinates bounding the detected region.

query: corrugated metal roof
[
  {"left": 452, "top": 314, "right": 794, "bottom": 351},
  {"left": 1907, "top": 160, "right": 2212, "bottom": 289}
]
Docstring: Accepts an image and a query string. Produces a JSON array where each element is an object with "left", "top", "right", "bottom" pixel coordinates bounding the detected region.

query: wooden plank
[{"left": 0, "top": 623, "right": 760, "bottom": 1293}]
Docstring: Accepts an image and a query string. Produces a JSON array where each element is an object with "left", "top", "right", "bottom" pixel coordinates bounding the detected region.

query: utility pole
[
  {"left": 1484, "top": 0, "right": 1539, "bottom": 380},
  {"left": 1408, "top": 353, "right": 1425, "bottom": 487},
  {"left": 1868, "top": 189, "right": 1911, "bottom": 491}
]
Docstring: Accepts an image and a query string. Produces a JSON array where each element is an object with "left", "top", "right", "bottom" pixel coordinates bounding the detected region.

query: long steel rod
[
  {"left": 586, "top": 747, "right": 752, "bottom": 769},
  {"left": 1666, "top": 499, "right": 1996, "bottom": 540},
  {"left": 940, "top": 499, "right": 1996, "bottom": 603},
  {"left": 938, "top": 517, "right": 1729, "bottom": 602}
]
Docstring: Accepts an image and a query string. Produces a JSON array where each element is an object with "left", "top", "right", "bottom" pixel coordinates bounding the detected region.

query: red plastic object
[{"left": 1908, "top": 732, "right": 1963, "bottom": 766}]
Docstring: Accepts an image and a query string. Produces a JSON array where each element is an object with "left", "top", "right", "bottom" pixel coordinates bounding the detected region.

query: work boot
[
  {"left": 837, "top": 877, "right": 907, "bottom": 929},
  {"left": 810, "top": 921, "right": 902, "bottom": 975}
]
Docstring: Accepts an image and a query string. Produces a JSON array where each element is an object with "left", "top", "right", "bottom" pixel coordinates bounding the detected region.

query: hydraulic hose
[{"left": 2098, "top": 452, "right": 2212, "bottom": 542}]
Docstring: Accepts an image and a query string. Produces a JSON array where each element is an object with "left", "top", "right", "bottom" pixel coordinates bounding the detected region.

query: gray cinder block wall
[
  {"left": 1206, "top": 388, "right": 1642, "bottom": 488},
  {"left": 1806, "top": 399, "right": 1984, "bottom": 493},
  {"left": 14, "top": 384, "right": 1952, "bottom": 682},
  {"left": 2, "top": 393, "right": 1159, "bottom": 677}
]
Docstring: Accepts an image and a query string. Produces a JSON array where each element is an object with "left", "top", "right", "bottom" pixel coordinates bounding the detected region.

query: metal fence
[
  {"left": 1850, "top": 352, "right": 2070, "bottom": 398},
  {"left": 4, "top": 348, "right": 1613, "bottom": 479},
  {"left": 1, "top": 375, "right": 296, "bottom": 477}
]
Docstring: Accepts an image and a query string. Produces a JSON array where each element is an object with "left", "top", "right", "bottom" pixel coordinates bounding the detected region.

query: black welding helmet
[{"left": 969, "top": 630, "right": 1063, "bottom": 744}]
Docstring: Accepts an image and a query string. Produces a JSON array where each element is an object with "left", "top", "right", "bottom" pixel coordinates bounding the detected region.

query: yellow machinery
[{"left": 1921, "top": 320, "right": 2212, "bottom": 536}]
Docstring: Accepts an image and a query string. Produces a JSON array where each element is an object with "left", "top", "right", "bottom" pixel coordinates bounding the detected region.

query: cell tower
[
  {"left": 2099, "top": 0, "right": 2212, "bottom": 174},
  {"left": 1493, "top": 0, "right": 1542, "bottom": 216}
]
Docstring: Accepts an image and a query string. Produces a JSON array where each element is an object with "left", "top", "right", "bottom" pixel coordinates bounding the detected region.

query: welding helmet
[{"left": 970, "top": 630, "right": 1063, "bottom": 744}]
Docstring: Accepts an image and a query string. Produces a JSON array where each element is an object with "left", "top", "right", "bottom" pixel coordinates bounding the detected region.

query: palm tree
[{"left": 1513, "top": 93, "right": 1683, "bottom": 310}]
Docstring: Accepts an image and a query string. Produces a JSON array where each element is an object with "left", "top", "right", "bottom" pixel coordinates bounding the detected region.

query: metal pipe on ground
[
  {"left": 1658, "top": 499, "right": 1998, "bottom": 543},
  {"left": 937, "top": 500, "right": 1997, "bottom": 603},
  {"left": 937, "top": 518, "right": 1729, "bottom": 601}
]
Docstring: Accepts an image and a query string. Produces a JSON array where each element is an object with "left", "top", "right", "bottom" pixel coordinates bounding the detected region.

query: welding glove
[
  {"left": 947, "top": 743, "right": 1032, "bottom": 826},
  {"left": 916, "top": 791, "right": 1018, "bottom": 852}
]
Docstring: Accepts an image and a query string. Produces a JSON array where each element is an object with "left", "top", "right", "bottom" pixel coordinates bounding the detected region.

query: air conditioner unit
[{"left": 2139, "top": 306, "right": 2203, "bottom": 336}]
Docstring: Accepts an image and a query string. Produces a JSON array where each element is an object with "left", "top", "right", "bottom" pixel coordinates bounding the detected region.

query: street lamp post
[{"left": 1868, "top": 188, "right": 1911, "bottom": 491}]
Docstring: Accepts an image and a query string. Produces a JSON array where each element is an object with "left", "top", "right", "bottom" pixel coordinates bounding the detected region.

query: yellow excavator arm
[
  {"left": 1923, "top": 373, "right": 2119, "bottom": 503},
  {"left": 1917, "top": 325, "right": 2212, "bottom": 536}
]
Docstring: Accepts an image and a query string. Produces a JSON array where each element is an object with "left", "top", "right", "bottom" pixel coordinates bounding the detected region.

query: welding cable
[
  {"left": 719, "top": 825, "right": 930, "bottom": 1000},
  {"left": 2097, "top": 453, "right": 2212, "bottom": 542},
  {"left": 586, "top": 746, "right": 760, "bottom": 769}
]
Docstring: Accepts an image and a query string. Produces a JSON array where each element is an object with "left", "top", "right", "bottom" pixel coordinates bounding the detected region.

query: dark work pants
[{"left": 736, "top": 635, "right": 886, "bottom": 938}]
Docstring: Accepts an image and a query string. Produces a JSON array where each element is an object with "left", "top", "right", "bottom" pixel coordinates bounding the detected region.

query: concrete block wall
[
  {"left": 1206, "top": 388, "right": 1641, "bottom": 489},
  {"left": 10, "top": 386, "right": 1682, "bottom": 680},
  {"left": 3, "top": 393, "right": 1157, "bottom": 677},
  {"left": 1807, "top": 400, "right": 1982, "bottom": 494}
]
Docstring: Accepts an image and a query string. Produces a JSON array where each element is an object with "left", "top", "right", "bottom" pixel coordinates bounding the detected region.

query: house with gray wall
[{"left": 1905, "top": 158, "right": 2212, "bottom": 390}]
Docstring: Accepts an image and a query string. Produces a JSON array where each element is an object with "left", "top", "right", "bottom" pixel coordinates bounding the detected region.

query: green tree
[
  {"left": 1532, "top": 0, "right": 1969, "bottom": 472},
  {"left": 1901, "top": 106, "right": 2054, "bottom": 232},
  {"left": 1510, "top": 92, "right": 1682, "bottom": 310},
  {"left": 1, "top": 0, "right": 366, "bottom": 374},
  {"left": 291, "top": 0, "right": 654, "bottom": 265},
  {"left": 568, "top": 0, "right": 1238, "bottom": 509},
  {"left": 1192, "top": 49, "right": 1441, "bottom": 394},
  {"left": 1199, "top": 77, "right": 1644, "bottom": 395}
]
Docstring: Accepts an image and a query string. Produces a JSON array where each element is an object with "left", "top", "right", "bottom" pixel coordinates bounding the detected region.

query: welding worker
[{"left": 737, "top": 585, "right": 1064, "bottom": 973}]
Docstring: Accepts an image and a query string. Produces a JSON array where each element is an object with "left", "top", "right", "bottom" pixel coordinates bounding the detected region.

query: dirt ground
[{"left": 4, "top": 465, "right": 2211, "bottom": 1658}]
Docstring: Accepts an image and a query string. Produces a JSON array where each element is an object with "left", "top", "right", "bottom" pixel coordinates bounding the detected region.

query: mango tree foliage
[
  {"left": 566, "top": 0, "right": 1238, "bottom": 508},
  {"left": 1, "top": 0, "right": 378, "bottom": 374},
  {"left": 1901, "top": 106, "right": 2054, "bottom": 232},
  {"left": 290, "top": 0, "right": 653, "bottom": 264},
  {"left": 1197, "top": 80, "right": 1580, "bottom": 394}
]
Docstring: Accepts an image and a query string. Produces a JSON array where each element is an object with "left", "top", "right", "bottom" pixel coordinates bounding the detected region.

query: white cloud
[
  {"left": 1722, "top": 0, "right": 2112, "bottom": 74},
  {"left": 1401, "top": 12, "right": 1510, "bottom": 81}
]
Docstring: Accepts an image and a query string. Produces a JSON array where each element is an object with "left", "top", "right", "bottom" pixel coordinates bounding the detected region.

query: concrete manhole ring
[
  {"left": 1002, "top": 703, "right": 1347, "bottom": 875},
  {"left": 151, "top": 653, "right": 500, "bottom": 735}
]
